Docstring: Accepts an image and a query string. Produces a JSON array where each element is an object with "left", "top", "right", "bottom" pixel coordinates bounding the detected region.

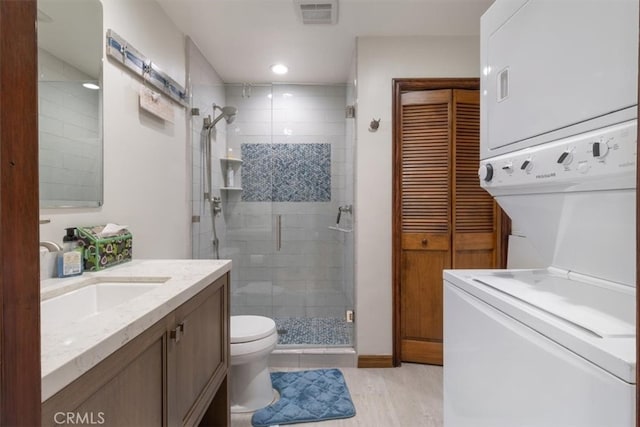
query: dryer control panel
[{"left": 479, "top": 120, "right": 637, "bottom": 196}]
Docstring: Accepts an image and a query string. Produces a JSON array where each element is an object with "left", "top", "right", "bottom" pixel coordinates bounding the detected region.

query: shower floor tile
[{"left": 275, "top": 317, "right": 352, "bottom": 345}]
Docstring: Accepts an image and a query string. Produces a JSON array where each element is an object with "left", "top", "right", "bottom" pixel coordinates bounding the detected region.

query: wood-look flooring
[{"left": 230, "top": 363, "right": 443, "bottom": 427}]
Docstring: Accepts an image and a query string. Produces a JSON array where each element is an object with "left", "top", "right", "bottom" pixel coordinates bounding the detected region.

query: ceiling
[{"left": 158, "top": 0, "right": 494, "bottom": 84}]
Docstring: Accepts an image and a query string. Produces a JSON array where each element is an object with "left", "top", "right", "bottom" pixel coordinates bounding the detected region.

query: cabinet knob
[{"left": 421, "top": 238, "right": 428, "bottom": 246}]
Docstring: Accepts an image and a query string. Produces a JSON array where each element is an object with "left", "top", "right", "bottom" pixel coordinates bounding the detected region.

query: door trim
[
  {"left": 392, "top": 78, "right": 479, "bottom": 367},
  {"left": 0, "top": 0, "right": 41, "bottom": 423}
]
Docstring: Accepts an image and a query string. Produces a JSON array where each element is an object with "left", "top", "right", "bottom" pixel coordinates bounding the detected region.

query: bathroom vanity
[{"left": 40, "top": 260, "right": 231, "bottom": 426}]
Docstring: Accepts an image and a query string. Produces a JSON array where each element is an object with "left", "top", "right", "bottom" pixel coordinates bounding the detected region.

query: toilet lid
[{"left": 231, "top": 315, "right": 277, "bottom": 343}]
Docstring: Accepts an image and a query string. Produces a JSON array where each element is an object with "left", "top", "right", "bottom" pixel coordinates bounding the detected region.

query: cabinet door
[
  {"left": 42, "top": 321, "right": 168, "bottom": 427},
  {"left": 69, "top": 339, "right": 164, "bottom": 426},
  {"left": 168, "top": 274, "right": 229, "bottom": 427}
]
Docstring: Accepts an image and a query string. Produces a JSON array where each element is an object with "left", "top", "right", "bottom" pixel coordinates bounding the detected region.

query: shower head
[{"left": 208, "top": 104, "right": 237, "bottom": 127}]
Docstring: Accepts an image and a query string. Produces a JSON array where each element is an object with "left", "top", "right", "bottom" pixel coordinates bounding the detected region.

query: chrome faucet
[{"left": 39, "top": 241, "right": 62, "bottom": 252}]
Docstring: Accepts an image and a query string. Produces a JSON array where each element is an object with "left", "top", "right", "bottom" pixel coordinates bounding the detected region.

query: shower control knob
[
  {"left": 478, "top": 163, "right": 494, "bottom": 182},
  {"left": 592, "top": 141, "right": 609, "bottom": 159}
]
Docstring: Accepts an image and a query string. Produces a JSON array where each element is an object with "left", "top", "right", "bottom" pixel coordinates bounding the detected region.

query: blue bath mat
[{"left": 251, "top": 368, "right": 356, "bottom": 427}]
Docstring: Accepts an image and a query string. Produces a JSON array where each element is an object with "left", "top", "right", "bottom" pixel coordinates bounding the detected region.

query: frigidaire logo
[
  {"left": 54, "top": 412, "right": 105, "bottom": 425},
  {"left": 535, "top": 172, "right": 556, "bottom": 179}
]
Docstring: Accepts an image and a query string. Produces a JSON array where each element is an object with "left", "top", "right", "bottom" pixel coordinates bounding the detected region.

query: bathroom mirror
[{"left": 37, "top": 0, "right": 103, "bottom": 208}]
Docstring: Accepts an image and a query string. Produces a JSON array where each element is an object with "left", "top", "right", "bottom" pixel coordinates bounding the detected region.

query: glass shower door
[
  {"left": 223, "top": 83, "right": 354, "bottom": 347},
  {"left": 267, "top": 84, "right": 353, "bottom": 346}
]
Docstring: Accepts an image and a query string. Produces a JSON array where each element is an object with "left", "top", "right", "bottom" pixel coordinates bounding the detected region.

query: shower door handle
[{"left": 276, "top": 215, "right": 282, "bottom": 251}]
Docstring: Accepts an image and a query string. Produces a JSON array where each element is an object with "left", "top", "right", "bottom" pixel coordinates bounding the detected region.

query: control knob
[
  {"left": 478, "top": 163, "right": 494, "bottom": 182},
  {"left": 592, "top": 141, "right": 609, "bottom": 159},
  {"left": 557, "top": 150, "right": 573, "bottom": 166},
  {"left": 501, "top": 162, "right": 514, "bottom": 174},
  {"left": 520, "top": 158, "right": 533, "bottom": 173}
]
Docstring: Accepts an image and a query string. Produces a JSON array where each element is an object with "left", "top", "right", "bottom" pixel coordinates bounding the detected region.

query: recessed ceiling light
[
  {"left": 270, "top": 64, "right": 288, "bottom": 75},
  {"left": 82, "top": 82, "right": 100, "bottom": 90}
]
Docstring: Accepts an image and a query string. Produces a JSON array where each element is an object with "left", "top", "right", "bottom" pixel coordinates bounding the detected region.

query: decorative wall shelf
[{"left": 220, "top": 157, "right": 242, "bottom": 189}]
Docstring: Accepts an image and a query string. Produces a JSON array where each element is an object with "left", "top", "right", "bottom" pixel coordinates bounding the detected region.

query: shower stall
[{"left": 188, "top": 41, "right": 355, "bottom": 352}]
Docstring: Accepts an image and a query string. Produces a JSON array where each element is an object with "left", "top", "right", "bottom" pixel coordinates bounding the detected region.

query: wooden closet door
[
  {"left": 452, "top": 90, "right": 497, "bottom": 267},
  {"left": 399, "top": 89, "right": 452, "bottom": 365}
]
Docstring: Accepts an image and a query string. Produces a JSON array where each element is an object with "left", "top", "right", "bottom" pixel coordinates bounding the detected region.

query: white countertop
[{"left": 40, "top": 259, "right": 231, "bottom": 402}]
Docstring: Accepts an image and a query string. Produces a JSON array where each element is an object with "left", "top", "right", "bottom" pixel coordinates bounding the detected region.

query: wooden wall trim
[
  {"left": 357, "top": 356, "right": 394, "bottom": 368},
  {"left": 0, "top": 0, "right": 41, "bottom": 424}
]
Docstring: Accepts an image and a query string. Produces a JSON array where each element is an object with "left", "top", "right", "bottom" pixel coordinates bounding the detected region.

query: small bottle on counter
[{"left": 57, "top": 227, "right": 83, "bottom": 278}]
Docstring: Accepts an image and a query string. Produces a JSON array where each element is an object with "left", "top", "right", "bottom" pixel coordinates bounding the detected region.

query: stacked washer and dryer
[{"left": 444, "top": 1, "right": 638, "bottom": 426}]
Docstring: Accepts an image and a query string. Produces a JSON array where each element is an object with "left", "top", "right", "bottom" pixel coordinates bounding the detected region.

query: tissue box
[{"left": 77, "top": 225, "right": 133, "bottom": 271}]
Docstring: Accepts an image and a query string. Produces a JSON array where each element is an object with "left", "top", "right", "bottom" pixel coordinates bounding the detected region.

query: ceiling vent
[{"left": 294, "top": 0, "right": 338, "bottom": 25}]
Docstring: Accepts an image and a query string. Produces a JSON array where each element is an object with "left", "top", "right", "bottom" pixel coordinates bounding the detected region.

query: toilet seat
[{"left": 231, "top": 315, "right": 276, "bottom": 343}]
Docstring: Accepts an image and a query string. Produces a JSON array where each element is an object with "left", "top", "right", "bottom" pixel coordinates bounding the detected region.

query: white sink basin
[{"left": 41, "top": 277, "right": 169, "bottom": 333}]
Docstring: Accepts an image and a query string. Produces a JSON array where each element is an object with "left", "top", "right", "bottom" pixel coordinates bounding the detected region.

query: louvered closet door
[
  {"left": 399, "top": 89, "right": 451, "bottom": 365},
  {"left": 452, "top": 90, "right": 497, "bottom": 267}
]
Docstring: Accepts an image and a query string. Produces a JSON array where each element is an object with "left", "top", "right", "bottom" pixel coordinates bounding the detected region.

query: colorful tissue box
[{"left": 77, "top": 225, "right": 133, "bottom": 271}]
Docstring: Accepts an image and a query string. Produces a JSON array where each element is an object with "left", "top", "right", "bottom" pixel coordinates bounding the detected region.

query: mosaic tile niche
[{"left": 241, "top": 143, "right": 331, "bottom": 202}]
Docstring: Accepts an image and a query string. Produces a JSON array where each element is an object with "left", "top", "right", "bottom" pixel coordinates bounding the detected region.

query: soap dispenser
[{"left": 57, "top": 227, "right": 83, "bottom": 278}]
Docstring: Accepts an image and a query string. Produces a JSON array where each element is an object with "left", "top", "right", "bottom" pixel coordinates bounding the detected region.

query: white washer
[
  {"left": 444, "top": 269, "right": 635, "bottom": 427},
  {"left": 444, "top": 120, "right": 637, "bottom": 426}
]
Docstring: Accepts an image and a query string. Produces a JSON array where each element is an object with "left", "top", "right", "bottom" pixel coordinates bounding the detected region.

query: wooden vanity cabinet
[
  {"left": 41, "top": 273, "right": 230, "bottom": 427},
  {"left": 168, "top": 275, "right": 229, "bottom": 427}
]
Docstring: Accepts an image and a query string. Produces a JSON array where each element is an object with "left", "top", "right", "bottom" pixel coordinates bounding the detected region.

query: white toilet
[{"left": 230, "top": 315, "right": 278, "bottom": 413}]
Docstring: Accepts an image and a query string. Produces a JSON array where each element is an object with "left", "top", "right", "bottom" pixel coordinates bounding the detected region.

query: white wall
[
  {"left": 39, "top": 0, "right": 190, "bottom": 260},
  {"left": 355, "top": 36, "right": 480, "bottom": 355}
]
